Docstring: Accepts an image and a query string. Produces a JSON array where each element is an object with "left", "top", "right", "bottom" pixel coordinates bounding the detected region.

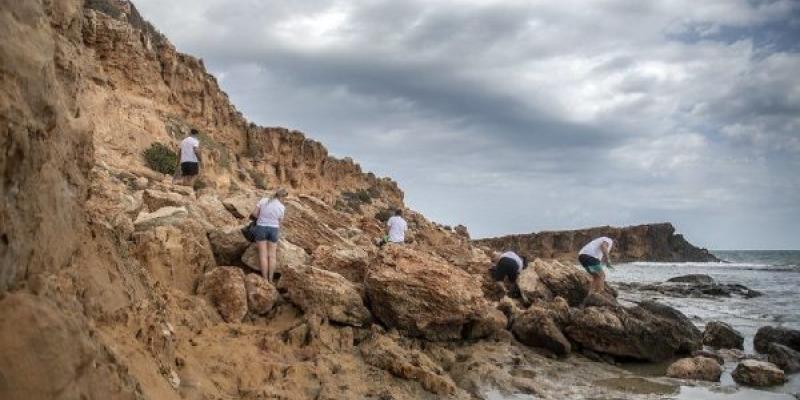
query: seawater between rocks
[{"left": 613, "top": 250, "right": 800, "bottom": 400}]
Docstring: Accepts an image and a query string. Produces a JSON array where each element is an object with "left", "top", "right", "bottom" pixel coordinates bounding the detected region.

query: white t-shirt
[
  {"left": 386, "top": 215, "right": 407, "bottom": 243},
  {"left": 180, "top": 136, "right": 200, "bottom": 163},
  {"left": 500, "top": 251, "right": 524, "bottom": 271},
  {"left": 256, "top": 198, "right": 285, "bottom": 227},
  {"left": 579, "top": 237, "right": 613, "bottom": 261}
]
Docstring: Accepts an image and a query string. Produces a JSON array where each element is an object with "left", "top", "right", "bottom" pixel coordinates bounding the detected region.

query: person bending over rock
[
  {"left": 176, "top": 128, "right": 202, "bottom": 186},
  {"left": 379, "top": 209, "right": 407, "bottom": 246},
  {"left": 490, "top": 250, "right": 527, "bottom": 299},
  {"left": 578, "top": 236, "right": 614, "bottom": 303},
  {"left": 250, "top": 188, "right": 288, "bottom": 283}
]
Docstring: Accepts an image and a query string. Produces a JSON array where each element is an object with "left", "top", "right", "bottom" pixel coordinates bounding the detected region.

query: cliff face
[{"left": 474, "top": 223, "right": 720, "bottom": 263}]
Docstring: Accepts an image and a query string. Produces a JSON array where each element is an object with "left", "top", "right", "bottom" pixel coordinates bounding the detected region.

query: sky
[{"left": 134, "top": 0, "right": 800, "bottom": 250}]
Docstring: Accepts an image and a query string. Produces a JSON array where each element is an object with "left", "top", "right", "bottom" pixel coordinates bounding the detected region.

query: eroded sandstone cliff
[
  {"left": 474, "top": 223, "right": 720, "bottom": 263},
  {"left": 0, "top": 1, "right": 705, "bottom": 399}
]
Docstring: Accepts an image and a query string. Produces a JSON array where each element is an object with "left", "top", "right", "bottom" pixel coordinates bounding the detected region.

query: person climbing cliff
[
  {"left": 489, "top": 250, "right": 528, "bottom": 299},
  {"left": 250, "top": 188, "right": 288, "bottom": 283},
  {"left": 176, "top": 128, "right": 202, "bottom": 185},
  {"left": 379, "top": 209, "right": 407, "bottom": 246},
  {"left": 578, "top": 236, "right": 614, "bottom": 303}
]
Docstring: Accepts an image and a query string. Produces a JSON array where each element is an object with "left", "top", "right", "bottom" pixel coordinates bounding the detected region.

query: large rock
[
  {"left": 365, "top": 246, "right": 490, "bottom": 340},
  {"left": 531, "top": 259, "right": 615, "bottom": 306},
  {"left": 133, "top": 206, "right": 188, "bottom": 231},
  {"left": 244, "top": 274, "right": 279, "bottom": 315},
  {"left": 767, "top": 343, "right": 800, "bottom": 373},
  {"left": 666, "top": 356, "right": 722, "bottom": 382},
  {"left": 207, "top": 227, "right": 250, "bottom": 266},
  {"left": 703, "top": 321, "right": 744, "bottom": 350},
  {"left": 131, "top": 219, "right": 215, "bottom": 293},
  {"left": 277, "top": 265, "right": 370, "bottom": 327},
  {"left": 197, "top": 267, "right": 248, "bottom": 323},
  {"left": 667, "top": 274, "right": 714, "bottom": 285},
  {"left": 142, "top": 189, "right": 185, "bottom": 211},
  {"left": 241, "top": 239, "right": 310, "bottom": 273},
  {"left": 754, "top": 326, "right": 800, "bottom": 353},
  {"left": 464, "top": 307, "right": 508, "bottom": 340},
  {"left": 222, "top": 193, "right": 260, "bottom": 219},
  {"left": 515, "top": 267, "right": 553, "bottom": 302},
  {"left": 511, "top": 306, "right": 571, "bottom": 357},
  {"left": 312, "top": 244, "right": 371, "bottom": 283},
  {"left": 732, "top": 360, "right": 786, "bottom": 387},
  {"left": 360, "top": 334, "right": 456, "bottom": 395},
  {"left": 195, "top": 194, "right": 239, "bottom": 228},
  {"left": 564, "top": 300, "right": 702, "bottom": 362}
]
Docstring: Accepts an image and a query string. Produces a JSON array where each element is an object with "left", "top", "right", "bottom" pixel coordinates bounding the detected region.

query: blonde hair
[{"left": 269, "top": 188, "right": 288, "bottom": 202}]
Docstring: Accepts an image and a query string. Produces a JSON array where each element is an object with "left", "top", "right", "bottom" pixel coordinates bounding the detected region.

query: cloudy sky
[{"left": 135, "top": 0, "right": 800, "bottom": 250}]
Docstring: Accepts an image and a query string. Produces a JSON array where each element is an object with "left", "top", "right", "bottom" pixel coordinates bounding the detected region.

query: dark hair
[
  {"left": 394, "top": 209, "right": 403, "bottom": 216},
  {"left": 190, "top": 128, "right": 199, "bottom": 135}
]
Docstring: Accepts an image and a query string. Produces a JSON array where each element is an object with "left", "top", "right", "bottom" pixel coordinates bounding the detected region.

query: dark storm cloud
[{"left": 135, "top": 0, "right": 800, "bottom": 249}]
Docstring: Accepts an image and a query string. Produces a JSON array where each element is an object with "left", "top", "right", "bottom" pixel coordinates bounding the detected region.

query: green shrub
[{"left": 143, "top": 142, "right": 177, "bottom": 175}]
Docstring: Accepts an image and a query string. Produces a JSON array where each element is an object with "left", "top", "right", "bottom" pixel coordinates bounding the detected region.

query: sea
[{"left": 611, "top": 250, "right": 800, "bottom": 400}]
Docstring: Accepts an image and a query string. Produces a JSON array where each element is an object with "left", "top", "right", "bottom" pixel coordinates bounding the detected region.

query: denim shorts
[{"left": 253, "top": 225, "right": 279, "bottom": 243}]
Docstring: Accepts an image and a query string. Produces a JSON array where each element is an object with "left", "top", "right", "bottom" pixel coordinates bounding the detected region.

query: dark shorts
[
  {"left": 181, "top": 162, "right": 199, "bottom": 176},
  {"left": 579, "top": 254, "right": 603, "bottom": 275},
  {"left": 491, "top": 257, "right": 521, "bottom": 282},
  {"left": 254, "top": 225, "right": 279, "bottom": 243}
]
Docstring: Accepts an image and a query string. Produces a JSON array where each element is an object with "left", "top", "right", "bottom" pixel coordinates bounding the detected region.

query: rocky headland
[
  {"left": 1, "top": 1, "right": 790, "bottom": 400},
  {"left": 475, "top": 223, "right": 720, "bottom": 263}
]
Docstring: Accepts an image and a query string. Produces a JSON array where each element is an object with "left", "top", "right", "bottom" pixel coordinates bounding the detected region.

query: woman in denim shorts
[{"left": 250, "top": 188, "right": 288, "bottom": 283}]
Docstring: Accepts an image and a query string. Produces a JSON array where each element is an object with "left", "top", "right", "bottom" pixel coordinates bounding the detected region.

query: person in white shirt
[
  {"left": 250, "top": 188, "right": 288, "bottom": 283},
  {"left": 578, "top": 236, "right": 614, "bottom": 300},
  {"left": 490, "top": 250, "right": 528, "bottom": 299},
  {"left": 176, "top": 129, "right": 202, "bottom": 185},
  {"left": 385, "top": 209, "right": 407, "bottom": 244}
]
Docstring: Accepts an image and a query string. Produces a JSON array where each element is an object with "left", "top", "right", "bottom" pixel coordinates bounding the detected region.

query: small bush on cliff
[{"left": 143, "top": 143, "right": 177, "bottom": 175}]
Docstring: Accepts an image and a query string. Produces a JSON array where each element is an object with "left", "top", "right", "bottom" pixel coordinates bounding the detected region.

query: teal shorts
[{"left": 579, "top": 254, "right": 603, "bottom": 275}]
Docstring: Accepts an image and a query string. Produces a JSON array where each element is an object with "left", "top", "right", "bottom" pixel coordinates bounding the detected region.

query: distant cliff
[{"left": 474, "top": 223, "right": 720, "bottom": 263}]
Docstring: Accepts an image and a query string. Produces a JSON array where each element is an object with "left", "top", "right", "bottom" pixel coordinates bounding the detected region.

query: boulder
[
  {"left": 222, "top": 193, "right": 260, "bottom": 219},
  {"left": 691, "top": 350, "right": 725, "bottom": 365},
  {"left": 244, "top": 274, "right": 279, "bottom": 315},
  {"left": 732, "top": 360, "right": 786, "bottom": 387},
  {"left": 195, "top": 194, "right": 239, "bottom": 227},
  {"left": 131, "top": 220, "right": 215, "bottom": 293},
  {"left": 207, "top": 227, "right": 250, "bottom": 266},
  {"left": 133, "top": 206, "right": 188, "bottom": 231},
  {"left": 515, "top": 267, "right": 553, "bottom": 302},
  {"left": 564, "top": 300, "right": 702, "bottom": 362},
  {"left": 666, "top": 356, "right": 722, "bottom": 382},
  {"left": 667, "top": 274, "right": 715, "bottom": 285},
  {"left": 754, "top": 326, "right": 800, "bottom": 353},
  {"left": 531, "top": 259, "right": 615, "bottom": 306},
  {"left": 242, "top": 240, "right": 310, "bottom": 274},
  {"left": 197, "top": 267, "right": 248, "bottom": 323},
  {"left": 464, "top": 307, "right": 508, "bottom": 340},
  {"left": 767, "top": 343, "right": 800, "bottom": 373},
  {"left": 365, "top": 246, "right": 490, "bottom": 340},
  {"left": 142, "top": 189, "right": 185, "bottom": 211},
  {"left": 277, "top": 265, "right": 370, "bottom": 327},
  {"left": 511, "top": 306, "right": 571, "bottom": 357},
  {"left": 360, "top": 333, "right": 456, "bottom": 395},
  {"left": 312, "top": 244, "right": 371, "bottom": 283},
  {"left": 703, "top": 321, "right": 744, "bottom": 350}
]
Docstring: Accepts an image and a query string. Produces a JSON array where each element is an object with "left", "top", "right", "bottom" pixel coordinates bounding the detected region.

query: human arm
[
  {"left": 194, "top": 146, "right": 202, "bottom": 164},
  {"left": 250, "top": 204, "right": 260, "bottom": 221},
  {"left": 601, "top": 242, "right": 614, "bottom": 270}
]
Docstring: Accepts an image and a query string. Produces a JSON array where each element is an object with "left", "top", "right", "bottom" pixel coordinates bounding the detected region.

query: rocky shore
[
  {"left": 475, "top": 223, "right": 720, "bottom": 263},
  {"left": 0, "top": 1, "right": 794, "bottom": 400}
]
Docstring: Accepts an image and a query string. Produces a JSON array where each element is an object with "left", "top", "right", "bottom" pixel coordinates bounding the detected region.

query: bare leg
[
  {"left": 594, "top": 270, "right": 606, "bottom": 294},
  {"left": 257, "top": 241, "right": 269, "bottom": 281},
  {"left": 267, "top": 241, "right": 278, "bottom": 283}
]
